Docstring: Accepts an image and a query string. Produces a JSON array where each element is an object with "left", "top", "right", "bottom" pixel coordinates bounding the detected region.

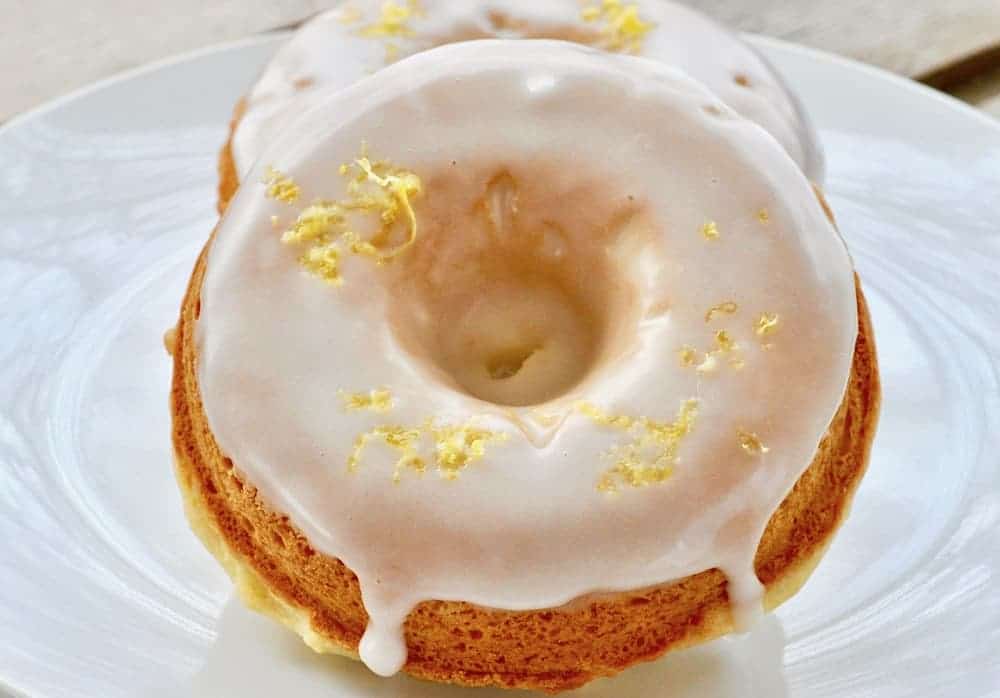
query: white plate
[{"left": 1, "top": 33, "right": 999, "bottom": 698}]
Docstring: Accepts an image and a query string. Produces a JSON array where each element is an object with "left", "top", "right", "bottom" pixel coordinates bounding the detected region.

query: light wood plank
[
  {"left": 982, "top": 96, "right": 1000, "bottom": 118},
  {"left": 694, "top": 0, "right": 1000, "bottom": 78}
]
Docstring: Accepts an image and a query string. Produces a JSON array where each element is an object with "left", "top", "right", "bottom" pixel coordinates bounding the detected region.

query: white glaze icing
[
  {"left": 231, "top": 0, "right": 824, "bottom": 182},
  {"left": 198, "top": 41, "right": 856, "bottom": 677}
]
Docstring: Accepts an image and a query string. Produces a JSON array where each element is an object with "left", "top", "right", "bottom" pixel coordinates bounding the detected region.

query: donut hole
[
  {"left": 435, "top": 274, "right": 602, "bottom": 406},
  {"left": 486, "top": 345, "right": 541, "bottom": 381},
  {"left": 386, "top": 162, "right": 647, "bottom": 407}
]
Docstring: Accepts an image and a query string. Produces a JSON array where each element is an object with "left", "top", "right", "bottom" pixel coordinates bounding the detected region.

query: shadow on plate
[{"left": 175, "top": 597, "right": 788, "bottom": 697}]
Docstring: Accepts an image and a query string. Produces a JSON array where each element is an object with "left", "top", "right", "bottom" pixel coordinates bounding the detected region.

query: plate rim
[
  {"left": 0, "top": 33, "right": 286, "bottom": 136},
  {"left": 2, "top": 32, "right": 999, "bottom": 141},
  {"left": 1, "top": 28, "right": 999, "bottom": 698}
]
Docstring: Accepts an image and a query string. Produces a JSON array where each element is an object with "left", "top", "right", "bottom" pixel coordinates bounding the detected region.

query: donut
[
  {"left": 218, "top": 0, "right": 823, "bottom": 211},
  {"left": 174, "top": 40, "right": 878, "bottom": 692}
]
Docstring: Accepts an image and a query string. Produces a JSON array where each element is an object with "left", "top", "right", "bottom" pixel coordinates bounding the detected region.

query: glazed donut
[
  {"left": 174, "top": 40, "right": 878, "bottom": 692},
  {"left": 219, "top": 0, "right": 823, "bottom": 210}
]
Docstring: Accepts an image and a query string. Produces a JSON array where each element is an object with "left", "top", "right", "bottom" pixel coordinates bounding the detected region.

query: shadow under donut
[{"left": 179, "top": 597, "right": 789, "bottom": 698}]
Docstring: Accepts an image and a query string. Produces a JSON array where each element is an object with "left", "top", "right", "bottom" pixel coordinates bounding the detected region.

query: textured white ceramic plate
[{"left": 1, "top": 32, "right": 999, "bottom": 698}]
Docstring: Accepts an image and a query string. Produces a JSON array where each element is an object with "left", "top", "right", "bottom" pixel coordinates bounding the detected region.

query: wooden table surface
[{"left": 2, "top": 0, "right": 1000, "bottom": 121}]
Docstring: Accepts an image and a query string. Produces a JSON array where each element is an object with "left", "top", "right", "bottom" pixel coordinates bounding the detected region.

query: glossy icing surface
[
  {"left": 198, "top": 41, "right": 856, "bottom": 676},
  {"left": 231, "top": 0, "right": 823, "bottom": 181}
]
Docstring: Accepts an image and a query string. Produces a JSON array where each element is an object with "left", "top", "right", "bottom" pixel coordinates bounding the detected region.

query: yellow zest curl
[
  {"left": 359, "top": 0, "right": 423, "bottom": 60},
  {"left": 360, "top": 1, "right": 419, "bottom": 37},
  {"left": 576, "top": 401, "right": 636, "bottom": 430},
  {"left": 264, "top": 167, "right": 301, "bottom": 203},
  {"left": 274, "top": 148, "right": 422, "bottom": 285},
  {"left": 737, "top": 429, "right": 770, "bottom": 455},
  {"left": 431, "top": 423, "right": 507, "bottom": 480},
  {"left": 681, "top": 328, "right": 745, "bottom": 374},
  {"left": 282, "top": 203, "right": 345, "bottom": 245},
  {"left": 582, "top": 0, "right": 654, "bottom": 53},
  {"left": 701, "top": 220, "right": 720, "bottom": 240},
  {"left": 755, "top": 312, "right": 780, "bottom": 337},
  {"left": 345, "top": 156, "right": 422, "bottom": 262},
  {"left": 300, "top": 246, "right": 342, "bottom": 284},
  {"left": 714, "top": 330, "right": 735, "bottom": 352},
  {"left": 578, "top": 400, "right": 699, "bottom": 493},
  {"left": 705, "top": 301, "right": 738, "bottom": 323},
  {"left": 348, "top": 426, "right": 425, "bottom": 483},
  {"left": 340, "top": 389, "right": 393, "bottom": 412},
  {"left": 347, "top": 418, "right": 506, "bottom": 483},
  {"left": 678, "top": 345, "right": 699, "bottom": 368}
]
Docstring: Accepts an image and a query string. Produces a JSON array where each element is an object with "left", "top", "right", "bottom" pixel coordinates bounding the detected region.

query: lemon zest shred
[
  {"left": 299, "top": 246, "right": 342, "bottom": 284},
  {"left": 578, "top": 400, "right": 699, "bottom": 493},
  {"left": 359, "top": 1, "right": 419, "bottom": 37},
  {"left": 678, "top": 345, "right": 699, "bottom": 368},
  {"left": 282, "top": 203, "right": 344, "bottom": 245},
  {"left": 755, "top": 312, "right": 781, "bottom": 337},
  {"left": 680, "top": 328, "right": 745, "bottom": 374},
  {"left": 431, "top": 422, "right": 508, "bottom": 480},
  {"left": 705, "top": 301, "right": 739, "bottom": 323},
  {"left": 582, "top": 0, "right": 654, "bottom": 53},
  {"left": 737, "top": 429, "right": 770, "bottom": 455},
  {"left": 347, "top": 426, "right": 425, "bottom": 483},
  {"left": 340, "top": 389, "right": 394, "bottom": 412},
  {"left": 264, "top": 166, "right": 301, "bottom": 203},
  {"left": 346, "top": 417, "right": 505, "bottom": 483},
  {"left": 274, "top": 148, "right": 422, "bottom": 285},
  {"left": 701, "top": 220, "right": 720, "bottom": 240}
]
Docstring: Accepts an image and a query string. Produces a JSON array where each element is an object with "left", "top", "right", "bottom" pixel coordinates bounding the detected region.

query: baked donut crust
[
  {"left": 216, "top": 98, "right": 245, "bottom": 215},
  {"left": 171, "top": 221, "right": 879, "bottom": 693}
]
